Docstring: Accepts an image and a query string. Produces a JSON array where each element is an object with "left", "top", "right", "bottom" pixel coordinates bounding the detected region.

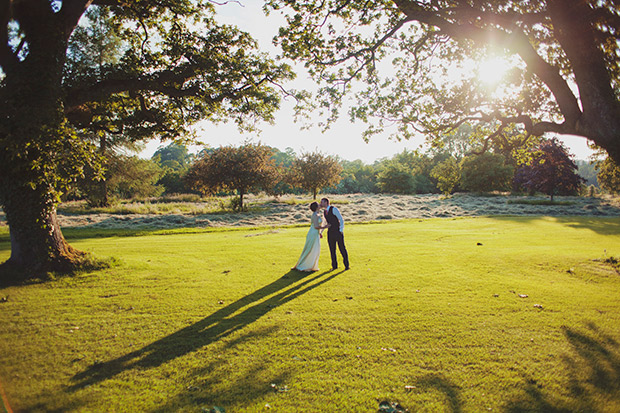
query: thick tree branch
[
  {"left": 391, "top": 0, "right": 583, "bottom": 127},
  {"left": 547, "top": 0, "right": 619, "bottom": 129},
  {"left": 59, "top": 0, "right": 93, "bottom": 40}
]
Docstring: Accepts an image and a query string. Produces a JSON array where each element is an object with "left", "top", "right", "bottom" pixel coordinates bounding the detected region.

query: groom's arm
[{"left": 332, "top": 206, "right": 344, "bottom": 233}]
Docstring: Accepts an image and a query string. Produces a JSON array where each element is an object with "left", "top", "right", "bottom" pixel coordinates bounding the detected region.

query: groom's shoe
[{"left": 344, "top": 266, "right": 350, "bottom": 271}]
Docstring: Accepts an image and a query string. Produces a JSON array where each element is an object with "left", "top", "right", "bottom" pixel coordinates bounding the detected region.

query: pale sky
[{"left": 140, "top": 0, "right": 595, "bottom": 162}]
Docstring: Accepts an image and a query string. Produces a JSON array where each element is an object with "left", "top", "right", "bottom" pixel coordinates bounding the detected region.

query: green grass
[{"left": 1, "top": 217, "right": 620, "bottom": 412}]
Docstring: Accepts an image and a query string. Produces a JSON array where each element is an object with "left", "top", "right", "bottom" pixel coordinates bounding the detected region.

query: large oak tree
[
  {"left": 269, "top": 0, "right": 620, "bottom": 161},
  {"left": 0, "top": 1, "right": 293, "bottom": 276}
]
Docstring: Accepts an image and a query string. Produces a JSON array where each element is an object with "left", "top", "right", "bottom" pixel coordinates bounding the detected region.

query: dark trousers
[{"left": 327, "top": 230, "right": 349, "bottom": 269}]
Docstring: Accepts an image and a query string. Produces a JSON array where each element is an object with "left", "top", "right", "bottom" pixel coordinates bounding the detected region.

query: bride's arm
[{"left": 312, "top": 214, "right": 322, "bottom": 229}]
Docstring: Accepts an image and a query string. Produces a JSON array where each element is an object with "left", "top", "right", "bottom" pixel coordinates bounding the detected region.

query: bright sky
[{"left": 140, "top": 0, "right": 595, "bottom": 162}]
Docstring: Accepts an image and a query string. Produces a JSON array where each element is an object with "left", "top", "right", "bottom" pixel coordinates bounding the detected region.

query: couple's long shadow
[{"left": 70, "top": 268, "right": 344, "bottom": 390}]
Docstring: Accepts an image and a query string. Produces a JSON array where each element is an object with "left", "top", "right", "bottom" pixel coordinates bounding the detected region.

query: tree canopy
[{"left": 269, "top": 0, "right": 620, "bottom": 162}]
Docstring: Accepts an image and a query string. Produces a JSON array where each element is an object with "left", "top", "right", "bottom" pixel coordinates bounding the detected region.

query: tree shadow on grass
[
  {"left": 412, "top": 373, "right": 463, "bottom": 413},
  {"left": 505, "top": 322, "right": 620, "bottom": 412},
  {"left": 149, "top": 325, "right": 289, "bottom": 412},
  {"left": 407, "top": 323, "right": 620, "bottom": 412},
  {"left": 69, "top": 268, "right": 344, "bottom": 392}
]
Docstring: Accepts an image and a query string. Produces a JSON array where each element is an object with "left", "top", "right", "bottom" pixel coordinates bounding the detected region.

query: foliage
[
  {"left": 152, "top": 143, "right": 193, "bottom": 171},
  {"left": 2, "top": 217, "right": 620, "bottom": 410},
  {"left": 575, "top": 160, "right": 599, "bottom": 187},
  {"left": 596, "top": 157, "right": 620, "bottom": 194},
  {"left": 288, "top": 150, "right": 343, "bottom": 199},
  {"left": 105, "top": 156, "right": 164, "bottom": 200},
  {"left": 461, "top": 153, "right": 514, "bottom": 193},
  {"left": 269, "top": 0, "right": 620, "bottom": 162},
  {"left": 430, "top": 157, "right": 461, "bottom": 195},
  {"left": 330, "top": 160, "right": 379, "bottom": 194},
  {"left": 185, "top": 143, "right": 280, "bottom": 210},
  {"left": 514, "top": 138, "right": 585, "bottom": 200},
  {"left": 270, "top": 147, "right": 301, "bottom": 195},
  {"left": 376, "top": 162, "right": 416, "bottom": 194},
  {"left": 152, "top": 143, "right": 195, "bottom": 194}
]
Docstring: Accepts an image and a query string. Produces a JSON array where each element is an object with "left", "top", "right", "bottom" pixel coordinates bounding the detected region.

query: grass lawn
[{"left": 1, "top": 216, "right": 619, "bottom": 412}]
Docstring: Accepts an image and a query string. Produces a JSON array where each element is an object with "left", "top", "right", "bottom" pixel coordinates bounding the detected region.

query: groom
[{"left": 320, "top": 197, "right": 350, "bottom": 271}]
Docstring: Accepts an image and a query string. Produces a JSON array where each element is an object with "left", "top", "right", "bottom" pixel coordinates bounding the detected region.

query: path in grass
[{"left": 1, "top": 217, "right": 620, "bottom": 412}]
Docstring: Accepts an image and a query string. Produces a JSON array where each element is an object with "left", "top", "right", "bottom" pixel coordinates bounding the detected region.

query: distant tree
[
  {"left": 106, "top": 156, "right": 164, "bottom": 200},
  {"left": 152, "top": 143, "right": 194, "bottom": 194},
  {"left": 330, "top": 160, "right": 378, "bottom": 194},
  {"left": 596, "top": 157, "right": 620, "bottom": 194},
  {"left": 289, "top": 151, "right": 343, "bottom": 199},
  {"left": 185, "top": 143, "right": 280, "bottom": 210},
  {"left": 153, "top": 143, "right": 193, "bottom": 170},
  {"left": 461, "top": 153, "right": 514, "bottom": 193},
  {"left": 272, "top": 147, "right": 297, "bottom": 168},
  {"left": 514, "top": 138, "right": 585, "bottom": 201},
  {"left": 430, "top": 157, "right": 461, "bottom": 195},
  {"left": 271, "top": 147, "right": 299, "bottom": 195},
  {"left": 377, "top": 162, "right": 415, "bottom": 194},
  {"left": 575, "top": 160, "right": 599, "bottom": 188}
]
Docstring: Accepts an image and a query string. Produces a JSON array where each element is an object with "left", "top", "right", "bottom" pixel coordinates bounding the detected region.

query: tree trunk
[
  {"left": 0, "top": 12, "right": 86, "bottom": 277},
  {"left": 239, "top": 190, "right": 244, "bottom": 211},
  {"left": 2, "top": 187, "right": 85, "bottom": 275}
]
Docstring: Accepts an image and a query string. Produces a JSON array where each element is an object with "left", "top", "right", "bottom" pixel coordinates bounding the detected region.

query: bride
[{"left": 293, "top": 201, "right": 330, "bottom": 272}]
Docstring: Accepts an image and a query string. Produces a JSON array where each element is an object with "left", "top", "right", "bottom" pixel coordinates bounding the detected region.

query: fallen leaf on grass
[
  {"left": 518, "top": 294, "right": 528, "bottom": 298},
  {"left": 381, "top": 347, "right": 397, "bottom": 352},
  {"left": 534, "top": 304, "right": 543, "bottom": 309}
]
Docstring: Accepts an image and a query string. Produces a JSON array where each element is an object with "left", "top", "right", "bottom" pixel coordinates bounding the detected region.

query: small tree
[
  {"left": 514, "top": 138, "right": 585, "bottom": 201},
  {"left": 430, "top": 157, "right": 461, "bottom": 195},
  {"left": 185, "top": 143, "right": 279, "bottom": 210},
  {"left": 596, "top": 157, "right": 620, "bottom": 194},
  {"left": 289, "top": 151, "right": 343, "bottom": 199},
  {"left": 461, "top": 153, "right": 514, "bottom": 193}
]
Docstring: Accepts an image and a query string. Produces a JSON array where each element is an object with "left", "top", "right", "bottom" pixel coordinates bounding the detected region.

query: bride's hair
[{"left": 310, "top": 202, "right": 319, "bottom": 212}]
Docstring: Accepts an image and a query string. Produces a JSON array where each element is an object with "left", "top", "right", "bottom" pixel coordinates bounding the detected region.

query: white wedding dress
[{"left": 294, "top": 212, "right": 322, "bottom": 271}]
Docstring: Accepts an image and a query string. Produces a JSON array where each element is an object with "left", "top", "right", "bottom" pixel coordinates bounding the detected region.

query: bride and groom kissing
[{"left": 293, "top": 198, "right": 350, "bottom": 272}]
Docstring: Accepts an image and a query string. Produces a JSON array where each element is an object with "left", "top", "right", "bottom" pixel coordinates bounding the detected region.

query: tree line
[{"left": 66, "top": 137, "right": 620, "bottom": 210}]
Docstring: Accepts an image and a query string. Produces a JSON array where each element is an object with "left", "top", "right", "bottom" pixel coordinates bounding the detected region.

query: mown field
[{"left": 0, "top": 216, "right": 619, "bottom": 412}]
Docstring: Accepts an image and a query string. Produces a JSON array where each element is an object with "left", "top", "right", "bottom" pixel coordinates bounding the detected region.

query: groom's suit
[{"left": 324, "top": 205, "right": 349, "bottom": 270}]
